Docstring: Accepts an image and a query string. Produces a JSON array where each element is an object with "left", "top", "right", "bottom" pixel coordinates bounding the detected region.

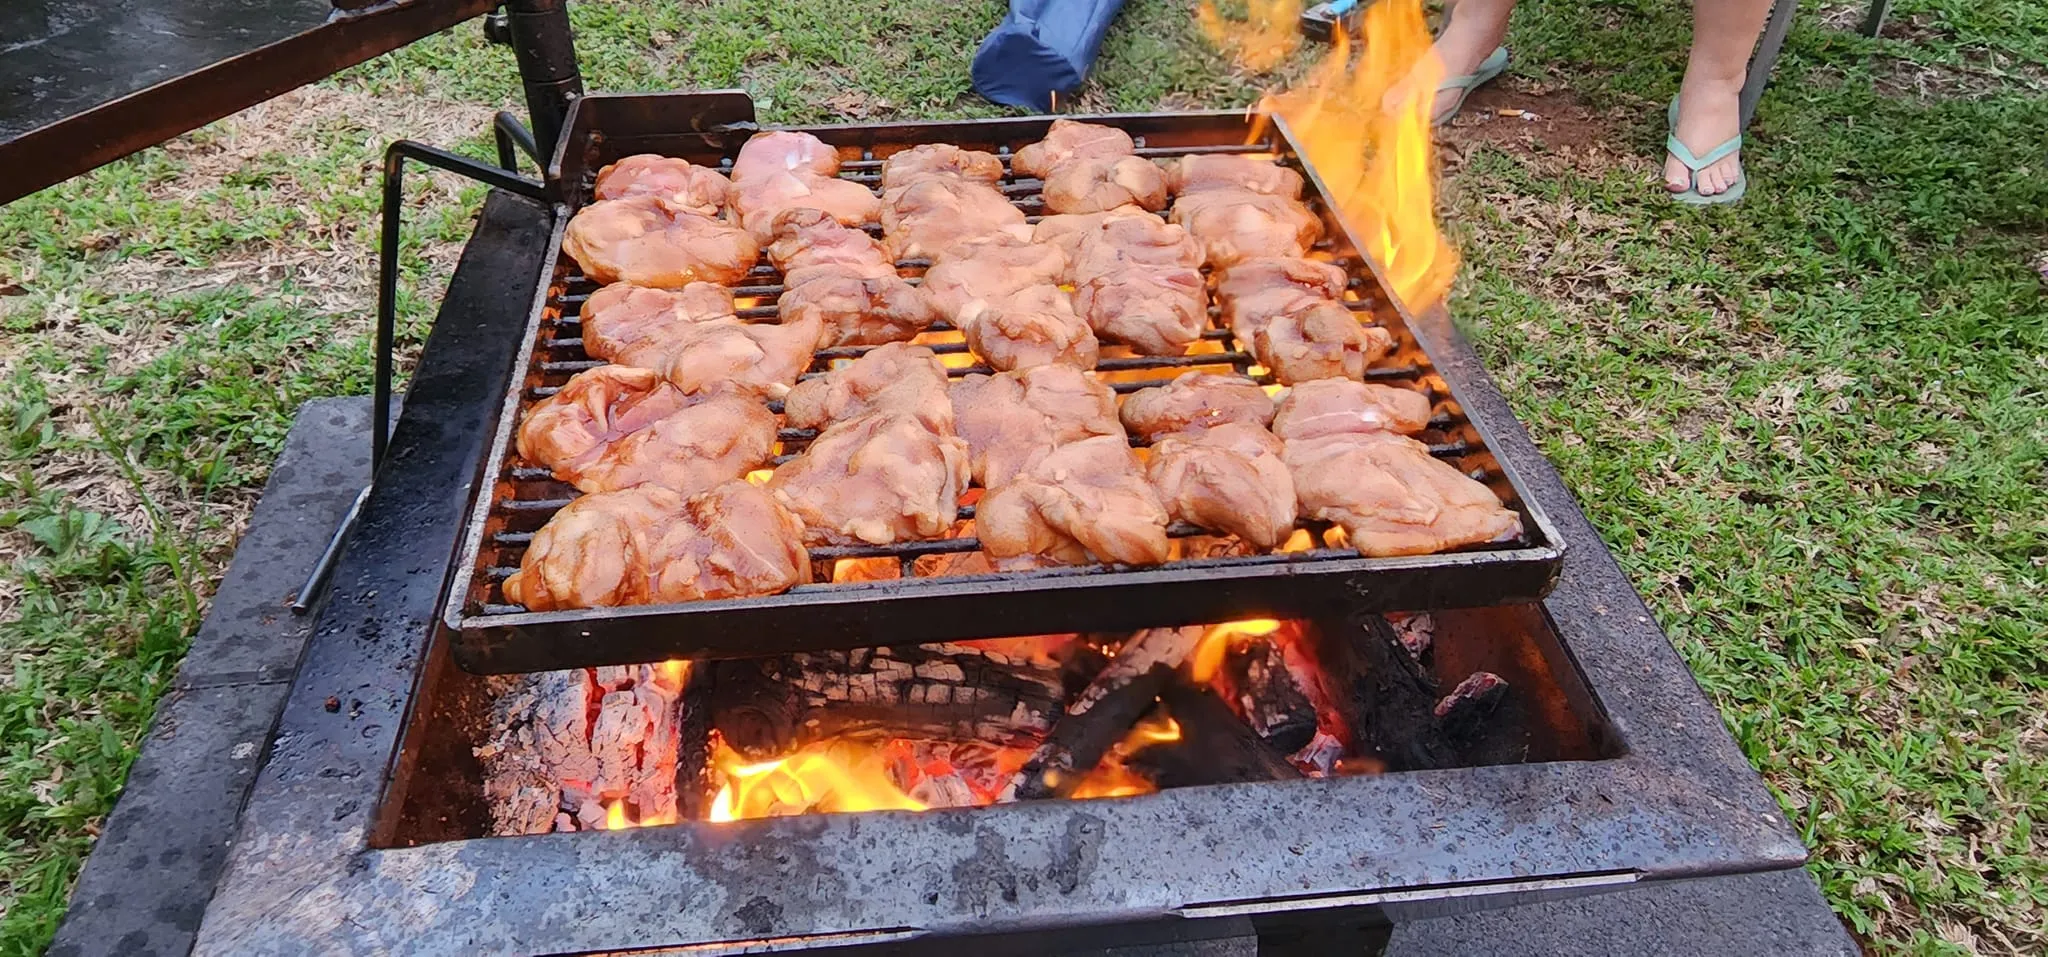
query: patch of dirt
[{"left": 1439, "top": 81, "right": 1636, "bottom": 176}]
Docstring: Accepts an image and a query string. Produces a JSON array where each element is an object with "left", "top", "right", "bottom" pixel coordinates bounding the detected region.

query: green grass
[{"left": 2, "top": 0, "right": 2044, "bottom": 953}]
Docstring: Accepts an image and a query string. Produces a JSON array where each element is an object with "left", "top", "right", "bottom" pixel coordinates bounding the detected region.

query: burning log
[
  {"left": 705, "top": 642, "right": 1066, "bottom": 760},
  {"left": 477, "top": 662, "right": 686, "bottom": 834},
  {"left": 1001, "top": 626, "right": 1203, "bottom": 801},
  {"left": 1308, "top": 613, "right": 1515, "bottom": 771},
  {"left": 1434, "top": 671, "right": 1508, "bottom": 745},
  {"left": 1211, "top": 635, "right": 1319, "bottom": 755},
  {"left": 1130, "top": 682, "right": 1303, "bottom": 788}
]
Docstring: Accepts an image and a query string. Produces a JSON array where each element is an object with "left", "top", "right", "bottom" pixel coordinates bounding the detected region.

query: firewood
[
  {"left": 1212, "top": 636, "right": 1319, "bottom": 755},
  {"left": 1308, "top": 613, "right": 1457, "bottom": 771},
  {"left": 706, "top": 642, "right": 1066, "bottom": 760},
  {"left": 999, "top": 626, "right": 1203, "bottom": 801},
  {"left": 1434, "top": 671, "right": 1508, "bottom": 746},
  {"left": 1131, "top": 682, "right": 1303, "bottom": 788},
  {"left": 477, "top": 663, "right": 685, "bottom": 834}
]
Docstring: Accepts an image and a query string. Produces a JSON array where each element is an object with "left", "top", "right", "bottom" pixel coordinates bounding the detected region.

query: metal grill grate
[{"left": 443, "top": 110, "right": 1563, "bottom": 673}]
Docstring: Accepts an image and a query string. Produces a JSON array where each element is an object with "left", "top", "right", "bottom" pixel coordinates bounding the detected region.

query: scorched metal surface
[
  {"left": 192, "top": 177, "right": 1806, "bottom": 957},
  {"left": 443, "top": 95, "right": 1567, "bottom": 674}
]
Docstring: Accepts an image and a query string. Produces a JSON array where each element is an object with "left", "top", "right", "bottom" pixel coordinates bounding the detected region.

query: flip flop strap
[
  {"left": 1437, "top": 72, "right": 1486, "bottom": 93},
  {"left": 1667, "top": 133, "right": 1743, "bottom": 172}
]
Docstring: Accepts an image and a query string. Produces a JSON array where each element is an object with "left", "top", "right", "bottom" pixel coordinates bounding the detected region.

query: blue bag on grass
[{"left": 970, "top": 0, "right": 1128, "bottom": 110}]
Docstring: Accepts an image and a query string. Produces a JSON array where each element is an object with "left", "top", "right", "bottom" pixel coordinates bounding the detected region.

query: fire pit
[{"left": 180, "top": 91, "right": 1807, "bottom": 955}]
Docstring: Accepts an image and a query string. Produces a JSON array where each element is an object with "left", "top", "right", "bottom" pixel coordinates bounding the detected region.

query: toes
[
  {"left": 1698, "top": 168, "right": 1724, "bottom": 196},
  {"left": 1663, "top": 157, "right": 1692, "bottom": 193}
]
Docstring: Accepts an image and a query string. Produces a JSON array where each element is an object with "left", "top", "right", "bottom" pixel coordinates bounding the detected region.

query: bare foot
[
  {"left": 1429, "top": 0, "right": 1514, "bottom": 122},
  {"left": 1667, "top": 76, "right": 1744, "bottom": 195}
]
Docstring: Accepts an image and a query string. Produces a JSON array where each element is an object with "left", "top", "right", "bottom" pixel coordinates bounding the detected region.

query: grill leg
[
  {"left": 292, "top": 143, "right": 547, "bottom": 614},
  {"left": 1740, "top": 0, "right": 1799, "bottom": 130},
  {"left": 501, "top": 0, "right": 584, "bottom": 157}
]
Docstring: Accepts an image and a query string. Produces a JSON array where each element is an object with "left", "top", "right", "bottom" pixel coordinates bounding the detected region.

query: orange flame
[
  {"left": 1197, "top": 0, "right": 1303, "bottom": 72},
  {"left": 705, "top": 739, "right": 926, "bottom": 822},
  {"left": 744, "top": 468, "right": 774, "bottom": 486},
  {"left": 1208, "top": 0, "right": 1459, "bottom": 310},
  {"left": 657, "top": 659, "right": 690, "bottom": 690},
  {"left": 1189, "top": 618, "right": 1284, "bottom": 683},
  {"left": 594, "top": 799, "right": 678, "bottom": 830}
]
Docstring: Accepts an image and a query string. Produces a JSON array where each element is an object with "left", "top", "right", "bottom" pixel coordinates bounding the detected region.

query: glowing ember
[
  {"left": 706, "top": 739, "right": 926, "bottom": 822},
  {"left": 1189, "top": 618, "right": 1284, "bottom": 683},
  {"left": 1206, "top": 0, "right": 1459, "bottom": 310},
  {"left": 657, "top": 659, "right": 690, "bottom": 690}
]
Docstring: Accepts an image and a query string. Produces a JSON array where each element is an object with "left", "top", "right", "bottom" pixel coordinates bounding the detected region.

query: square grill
[{"left": 443, "top": 103, "right": 1565, "bottom": 674}]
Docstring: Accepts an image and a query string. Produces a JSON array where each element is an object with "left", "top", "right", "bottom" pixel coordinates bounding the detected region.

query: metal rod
[
  {"left": 291, "top": 486, "right": 371, "bottom": 614},
  {"left": 502, "top": 0, "right": 584, "bottom": 157},
  {"left": 492, "top": 111, "right": 542, "bottom": 173},
  {"left": 294, "top": 139, "right": 547, "bottom": 615}
]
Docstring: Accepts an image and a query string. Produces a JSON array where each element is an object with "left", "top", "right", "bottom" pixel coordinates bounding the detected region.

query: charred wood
[
  {"left": 1212, "top": 636, "right": 1319, "bottom": 755},
  {"left": 1000, "top": 626, "right": 1203, "bottom": 801},
  {"left": 1132, "top": 682, "right": 1303, "bottom": 788},
  {"left": 1434, "top": 671, "right": 1508, "bottom": 747},
  {"left": 706, "top": 642, "right": 1065, "bottom": 760},
  {"left": 1311, "top": 613, "right": 1457, "bottom": 771}
]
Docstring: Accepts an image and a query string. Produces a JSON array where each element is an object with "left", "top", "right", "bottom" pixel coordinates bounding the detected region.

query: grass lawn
[{"left": 1, "top": 0, "right": 2043, "bottom": 953}]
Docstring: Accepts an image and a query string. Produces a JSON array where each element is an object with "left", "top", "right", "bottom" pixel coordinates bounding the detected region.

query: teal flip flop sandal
[
  {"left": 1665, "top": 96, "right": 1747, "bottom": 205},
  {"left": 1433, "top": 46, "right": 1508, "bottom": 127}
]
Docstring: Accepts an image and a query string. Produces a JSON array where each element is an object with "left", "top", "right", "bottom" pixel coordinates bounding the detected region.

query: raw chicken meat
[
  {"left": 778, "top": 270, "right": 939, "bottom": 346},
  {"left": 1236, "top": 299, "right": 1393, "bottom": 385},
  {"left": 502, "top": 480, "right": 810, "bottom": 610},
  {"left": 659, "top": 316, "right": 824, "bottom": 399},
  {"left": 880, "top": 175, "right": 1032, "bottom": 260},
  {"left": 950, "top": 365, "right": 1121, "bottom": 488},
  {"left": 1146, "top": 421, "right": 1297, "bottom": 550},
  {"left": 1283, "top": 431, "right": 1521, "bottom": 558},
  {"left": 728, "top": 131, "right": 881, "bottom": 242},
  {"left": 1163, "top": 154, "right": 1305, "bottom": 199},
  {"left": 1012, "top": 120, "right": 1138, "bottom": 178},
  {"left": 879, "top": 144, "right": 1005, "bottom": 190},
  {"left": 579, "top": 282, "right": 737, "bottom": 368},
  {"left": 1270, "top": 378, "right": 1431, "bottom": 441},
  {"left": 783, "top": 342, "right": 956, "bottom": 434},
  {"left": 1168, "top": 188, "right": 1322, "bottom": 269},
  {"left": 976, "top": 435, "right": 1171, "bottom": 568},
  {"left": 1119, "top": 371, "right": 1275, "bottom": 440},
  {"left": 1216, "top": 257, "right": 1395, "bottom": 385},
  {"left": 563, "top": 195, "right": 760, "bottom": 287},
  {"left": 593, "top": 155, "right": 732, "bottom": 215},
  {"left": 958, "top": 285, "right": 1100, "bottom": 372},
  {"left": 1032, "top": 207, "right": 1208, "bottom": 355},
  {"left": 920, "top": 236, "right": 1067, "bottom": 320},
  {"left": 1070, "top": 266, "right": 1206, "bottom": 356},
  {"left": 519, "top": 371, "right": 774, "bottom": 494},
  {"left": 768, "top": 207, "right": 936, "bottom": 346},
  {"left": 516, "top": 366, "right": 691, "bottom": 482},
  {"left": 768, "top": 413, "right": 971, "bottom": 546},
  {"left": 1040, "top": 155, "right": 1168, "bottom": 214},
  {"left": 1016, "top": 120, "right": 1167, "bottom": 216}
]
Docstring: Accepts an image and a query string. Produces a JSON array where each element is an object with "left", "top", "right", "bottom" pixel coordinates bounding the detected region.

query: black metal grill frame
[{"left": 442, "top": 96, "right": 1565, "bottom": 674}]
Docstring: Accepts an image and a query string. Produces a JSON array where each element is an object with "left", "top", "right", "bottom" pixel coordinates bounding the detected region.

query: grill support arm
[
  {"left": 499, "top": 0, "right": 585, "bottom": 158},
  {"left": 293, "top": 142, "right": 546, "bottom": 614}
]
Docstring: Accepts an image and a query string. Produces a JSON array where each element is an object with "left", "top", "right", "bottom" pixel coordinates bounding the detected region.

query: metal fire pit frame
[
  {"left": 442, "top": 94, "right": 1567, "bottom": 674},
  {"left": 193, "top": 185, "right": 1806, "bottom": 955}
]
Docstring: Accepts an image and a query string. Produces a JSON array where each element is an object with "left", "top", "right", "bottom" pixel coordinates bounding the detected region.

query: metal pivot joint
[
  {"left": 292, "top": 142, "right": 546, "bottom": 614},
  {"left": 500, "top": 0, "right": 585, "bottom": 157}
]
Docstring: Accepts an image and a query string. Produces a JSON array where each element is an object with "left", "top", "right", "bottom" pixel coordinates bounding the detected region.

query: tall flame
[{"left": 1206, "top": 0, "right": 1460, "bottom": 310}]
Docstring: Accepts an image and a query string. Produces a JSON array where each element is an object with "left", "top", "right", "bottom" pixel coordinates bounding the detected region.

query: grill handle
[{"left": 292, "top": 142, "right": 546, "bottom": 615}]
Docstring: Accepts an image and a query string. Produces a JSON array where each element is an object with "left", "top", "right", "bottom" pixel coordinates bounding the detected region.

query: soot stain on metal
[
  {"left": 951, "top": 828, "right": 1022, "bottom": 916},
  {"left": 1047, "top": 813, "right": 1104, "bottom": 895},
  {"left": 735, "top": 896, "right": 783, "bottom": 936}
]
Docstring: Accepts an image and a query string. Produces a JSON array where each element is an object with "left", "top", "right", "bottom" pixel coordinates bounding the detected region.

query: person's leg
[
  {"left": 1668, "top": 0, "right": 1774, "bottom": 195},
  {"left": 1432, "top": 0, "right": 1517, "bottom": 121}
]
